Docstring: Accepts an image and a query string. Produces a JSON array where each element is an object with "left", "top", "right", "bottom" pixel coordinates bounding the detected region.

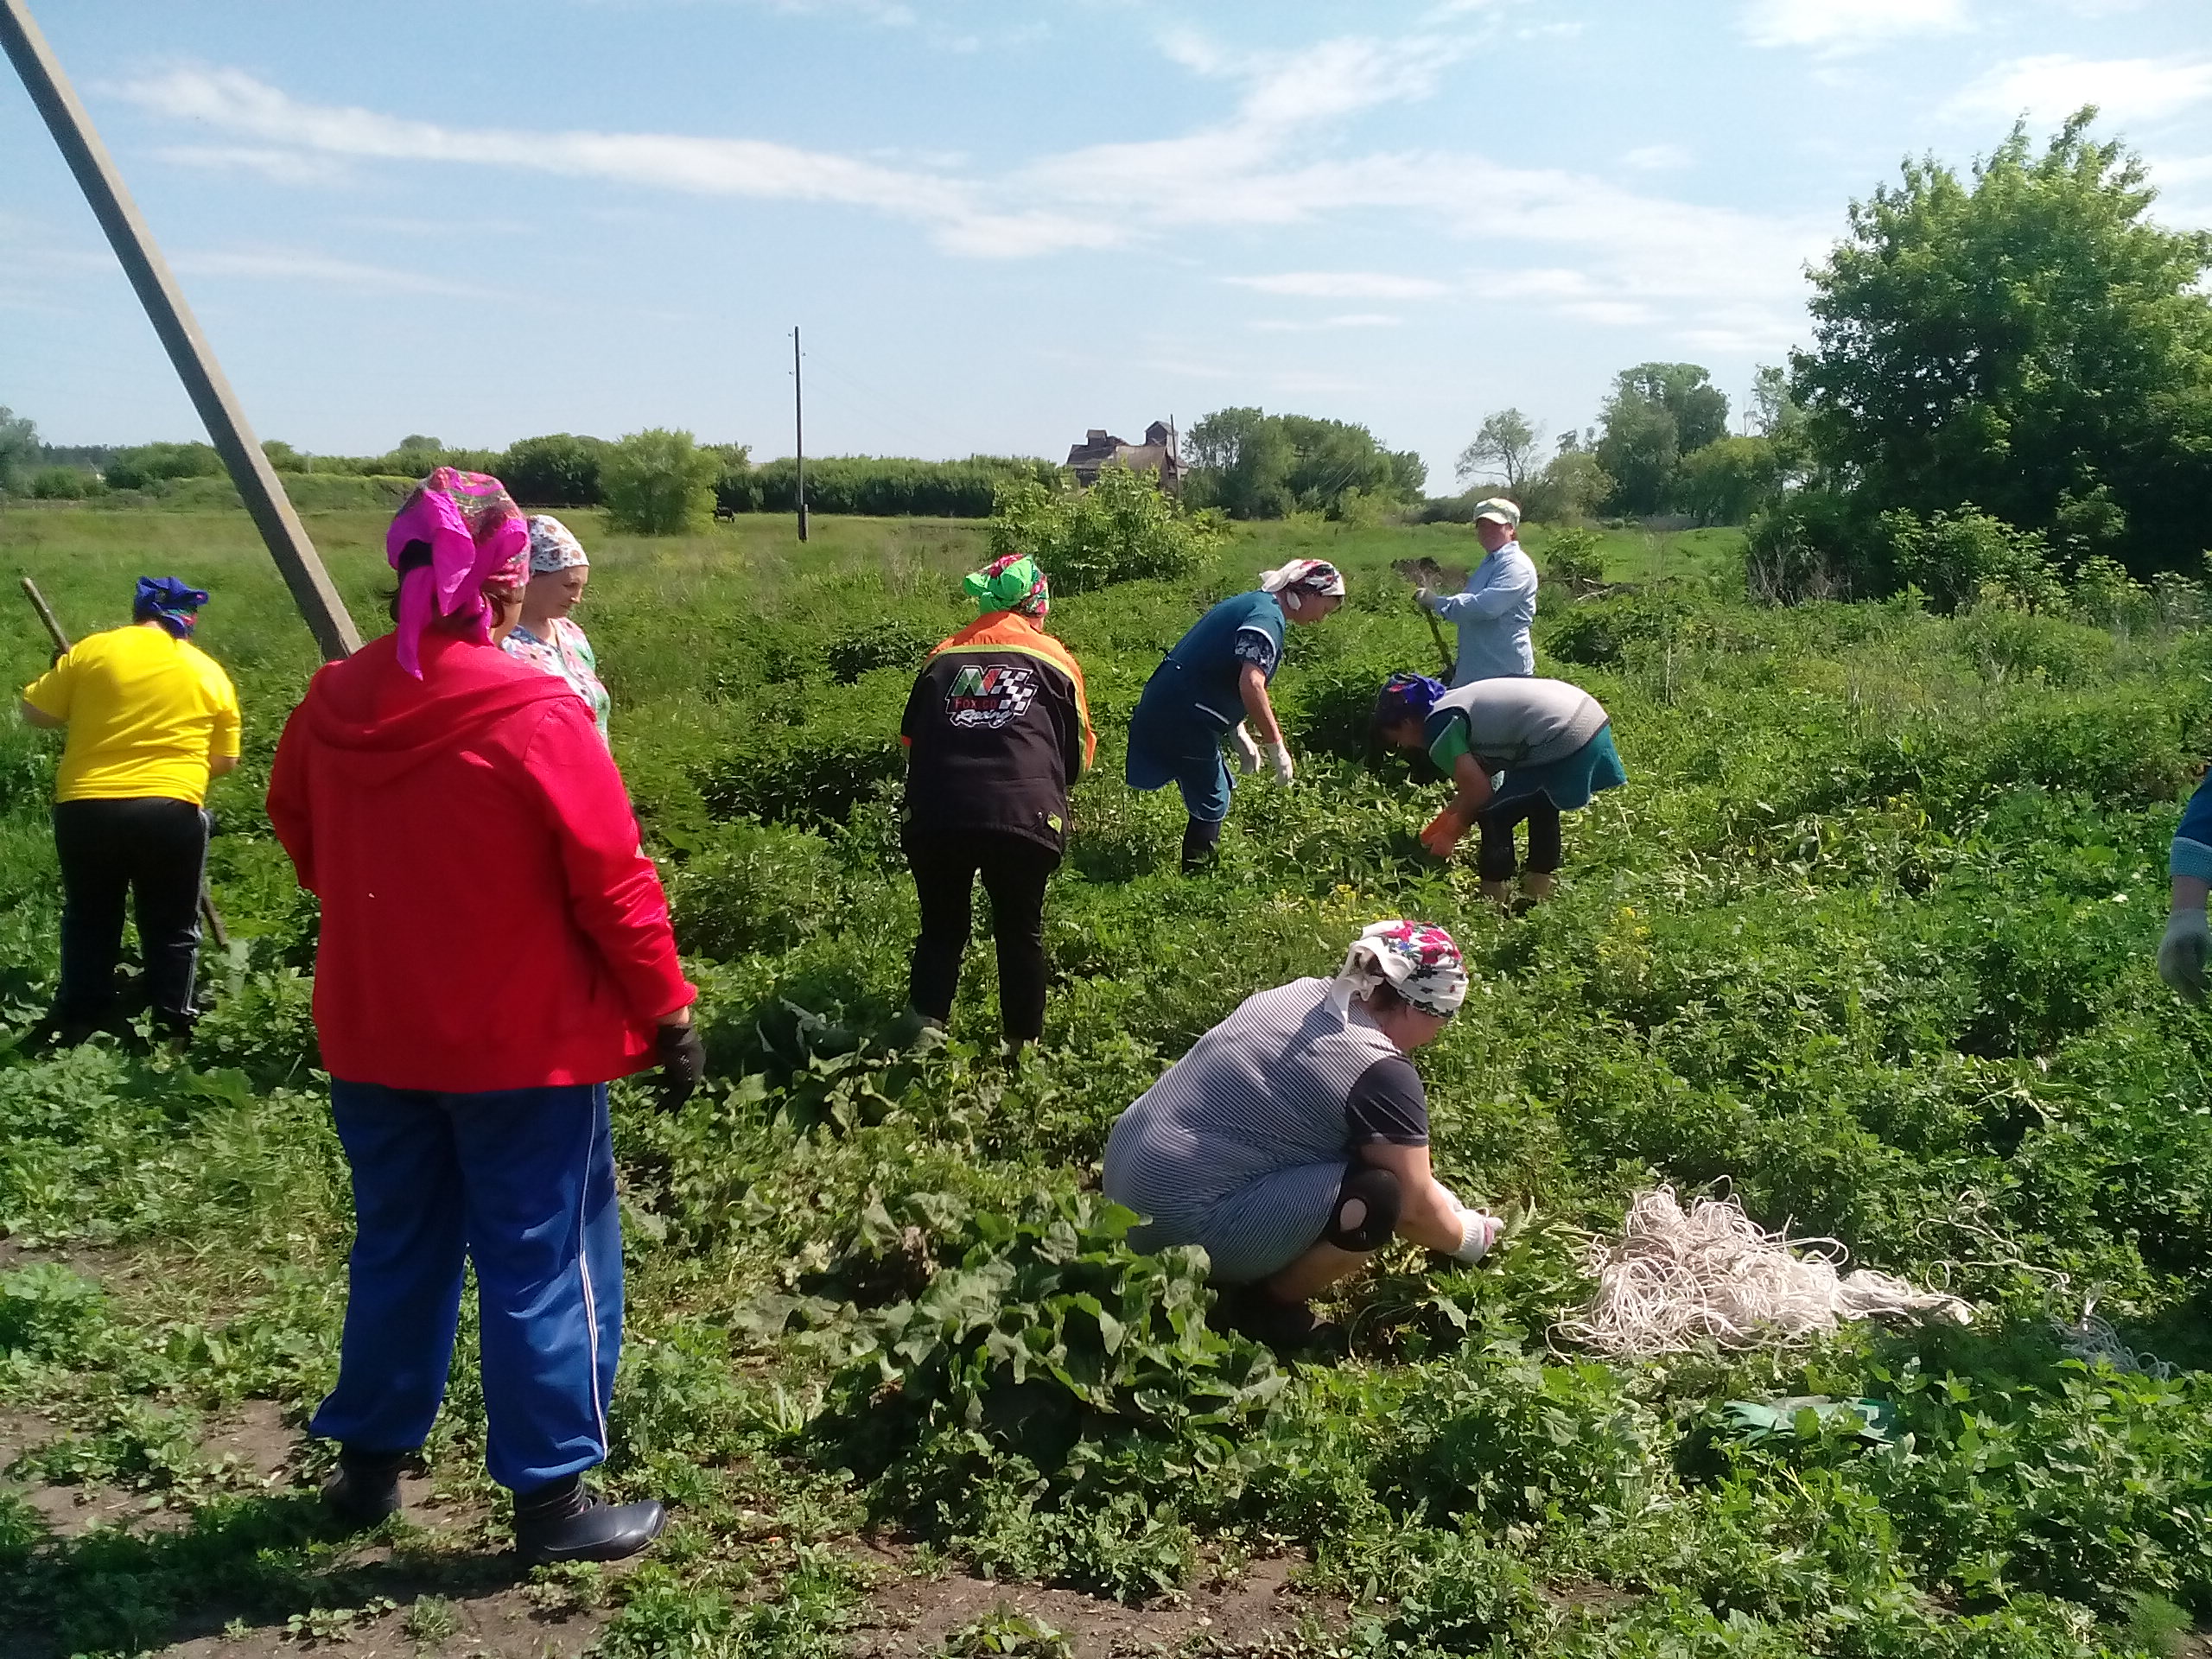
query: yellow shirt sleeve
[
  {"left": 207, "top": 665, "right": 242, "bottom": 760},
  {"left": 22, "top": 652, "right": 75, "bottom": 720}
]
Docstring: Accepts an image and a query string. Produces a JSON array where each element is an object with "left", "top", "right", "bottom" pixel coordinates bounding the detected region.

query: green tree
[
  {"left": 1455, "top": 408, "right": 1541, "bottom": 493},
  {"left": 1185, "top": 407, "right": 1419, "bottom": 519},
  {"left": 1517, "top": 448, "right": 1613, "bottom": 525},
  {"left": 1677, "top": 435, "right": 1783, "bottom": 525},
  {"left": 499, "top": 434, "right": 610, "bottom": 508},
  {"left": 261, "top": 440, "right": 309, "bottom": 473},
  {"left": 601, "top": 428, "right": 717, "bottom": 535},
  {"left": 1749, "top": 365, "right": 1801, "bottom": 439},
  {"left": 1594, "top": 390, "right": 1681, "bottom": 517},
  {"left": 1183, "top": 407, "right": 1296, "bottom": 519},
  {"left": 1279, "top": 414, "right": 1411, "bottom": 513},
  {"left": 1619, "top": 363, "right": 1730, "bottom": 452},
  {"left": 0, "top": 407, "right": 41, "bottom": 491},
  {"left": 988, "top": 466, "right": 1224, "bottom": 594},
  {"left": 1793, "top": 110, "right": 2212, "bottom": 572},
  {"left": 1595, "top": 363, "right": 1729, "bottom": 517}
]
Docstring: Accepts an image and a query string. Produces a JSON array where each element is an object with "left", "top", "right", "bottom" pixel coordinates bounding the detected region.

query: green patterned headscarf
[{"left": 963, "top": 553, "right": 1051, "bottom": 620}]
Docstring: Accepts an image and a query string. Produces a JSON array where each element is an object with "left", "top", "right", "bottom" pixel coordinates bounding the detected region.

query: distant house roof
[{"left": 1065, "top": 420, "right": 1183, "bottom": 491}]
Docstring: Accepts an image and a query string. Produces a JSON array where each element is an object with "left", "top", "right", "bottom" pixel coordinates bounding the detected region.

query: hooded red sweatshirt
[{"left": 267, "top": 628, "right": 694, "bottom": 1093}]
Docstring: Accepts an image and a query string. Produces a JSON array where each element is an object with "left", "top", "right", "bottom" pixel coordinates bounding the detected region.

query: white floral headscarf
[
  {"left": 1329, "top": 919, "right": 1468, "bottom": 1020},
  {"left": 526, "top": 514, "right": 589, "bottom": 575}
]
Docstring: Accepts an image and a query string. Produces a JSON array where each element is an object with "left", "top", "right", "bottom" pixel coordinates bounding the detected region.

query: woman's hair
[
  {"left": 1359, "top": 981, "right": 1406, "bottom": 1016},
  {"left": 1371, "top": 687, "right": 1421, "bottom": 741},
  {"left": 385, "top": 539, "right": 432, "bottom": 622}
]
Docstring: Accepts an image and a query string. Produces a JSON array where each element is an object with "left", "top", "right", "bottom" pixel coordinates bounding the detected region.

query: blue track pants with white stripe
[{"left": 310, "top": 1079, "right": 622, "bottom": 1493}]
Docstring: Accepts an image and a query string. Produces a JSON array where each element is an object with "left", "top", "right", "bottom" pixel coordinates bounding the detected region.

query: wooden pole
[
  {"left": 1, "top": 0, "right": 361, "bottom": 663},
  {"left": 792, "top": 326, "right": 809, "bottom": 543}
]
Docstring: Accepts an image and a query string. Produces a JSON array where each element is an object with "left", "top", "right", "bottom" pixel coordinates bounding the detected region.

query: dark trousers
[
  {"left": 905, "top": 826, "right": 1060, "bottom": 1041},
  {"left": 310, "top": 1080, "right": 621, "bottom": 1493},
  {"left": 52, "top": 797, "right": 208, "bottom": 1025},
  {"left": 1477, "top": 795, "right": 1561, "bottom": 880}
]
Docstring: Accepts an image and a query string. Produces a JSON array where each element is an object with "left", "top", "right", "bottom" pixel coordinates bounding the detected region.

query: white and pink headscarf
[
  {"left": 1330, "top": 919, "right": 1469, "bottom": 1020},
  {"left": 1258, "top": 558, "right": 1346, "bottom": 613},
  {"left": 386, "top": 467, "right": 529, "bottom": 677}
]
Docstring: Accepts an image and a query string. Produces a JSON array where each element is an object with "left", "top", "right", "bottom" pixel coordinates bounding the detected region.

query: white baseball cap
[{"left": 1472, "top": 497, "right": 1522, "bottom": 529}]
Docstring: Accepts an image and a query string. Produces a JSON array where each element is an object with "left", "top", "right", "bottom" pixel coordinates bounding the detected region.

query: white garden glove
[
  {"left": 1452, "top": 1209, "right": 1504, "bottom": 1264},
  {"left": 1266, "top": 741, "right": 1295, "bottom": 785},
  {"left": 2159, "top": 908, "right": 2210, "bottom": 1001},
  {"left": 1229, "top": 722, "right": 1263, "bottom": 774}
]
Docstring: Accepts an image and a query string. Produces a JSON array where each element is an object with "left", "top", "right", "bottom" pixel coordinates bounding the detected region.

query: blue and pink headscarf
[
  {"left": 133, "top": 576, "right": 209, "bottom": 640},
  {"left": 386, "top": 467, "right": 529, "bottom": 677},
  {"left": 1375, "top": 671, "right": 1447, "bottom": 728}
]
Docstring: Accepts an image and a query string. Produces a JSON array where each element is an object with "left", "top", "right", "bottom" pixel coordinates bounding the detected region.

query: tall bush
[
  {"left": 723, "top": 454, "right": 1059, "bottom": 518},
  {"left": 102, "top": 442, "right": 222, "bottom": 492},
  {"left": 499, "top": 434, "right": 608, "bottom": 507},
  {"left": 986, "top": 466, "right": 1224, "bottom": 594},
  {"left": 602, "top": 428, "right": 716, "bottom": 535}
]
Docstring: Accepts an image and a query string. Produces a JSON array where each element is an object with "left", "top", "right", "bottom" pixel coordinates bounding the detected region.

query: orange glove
[{"left": 1420, "top": 804, "right": 1470, "bottom": 858}]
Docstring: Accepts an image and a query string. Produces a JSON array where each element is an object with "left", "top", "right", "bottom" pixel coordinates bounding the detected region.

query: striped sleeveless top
[{"left": 1102, "top": 977, "right": 1404, "bottom": 1280}]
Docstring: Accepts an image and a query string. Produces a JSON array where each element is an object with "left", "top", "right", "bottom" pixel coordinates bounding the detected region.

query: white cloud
[
  {"left": 1622, "top": 143, "right": 1693, "bottom": 171},
  {"left": 153, "top": 144, "right": 350, "bottom": 185},
  {"left": 1943, "top": 55, "right": 2212, "bottom": 127},
  {"left": 168, "top": 246, "right": 499, "bottom": 297},
  {"left": 111, "top": 47, "right": 1821, "bottom": 348},
  {"left": 1743, "top": 0, "right": 1970, "bottom": 53},
  {"left": 1226, "top": 271, "right": 1451, "bottom": 299},
  {"left": 116, "top": 66, "right": 1116, "bottom": 259},
  {"left": 1249, "top": 312, "right": 1407, "bottom": 331}
]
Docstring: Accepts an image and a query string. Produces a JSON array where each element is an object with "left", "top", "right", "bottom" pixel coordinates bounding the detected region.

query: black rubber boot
[
  {"left": 321, "top": 1447, "right": 408, "bottom": 1529},
  {"left": 1180, "top": 817, "right": 1224, "bottom": 874},
  {"left": 1213, "top": 1284, "right": 1326, "bottom": 1354},
  {"left": 512, "top": 1475, "right": 667, "bottom": 1566}
]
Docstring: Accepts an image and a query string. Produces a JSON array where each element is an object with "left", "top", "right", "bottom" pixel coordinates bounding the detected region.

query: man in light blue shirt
[{"left": 1421, "top": 497, "right": 1537, "bottom": 684}]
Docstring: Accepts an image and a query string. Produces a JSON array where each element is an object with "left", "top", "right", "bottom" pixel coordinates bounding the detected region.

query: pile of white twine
[
  {"left": 1556, "top": 1186, "right": 1974, "bottom": 1358},
  {"left": 2056, "top": 1296, "right": 2176, "bottom": 1381}
]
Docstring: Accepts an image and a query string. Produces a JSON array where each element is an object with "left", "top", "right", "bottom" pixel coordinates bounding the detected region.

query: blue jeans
[{"left": 310, "top": 1079, "right": 622, "bottom": 1492}]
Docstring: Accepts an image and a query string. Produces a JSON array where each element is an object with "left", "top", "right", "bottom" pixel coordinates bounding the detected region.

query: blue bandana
[
  {"left": 133, "top": 575, "right": 210, "bottom": 640},
  {"left": 1376, "top": 671, "right": 1446, "bottom": 724}
]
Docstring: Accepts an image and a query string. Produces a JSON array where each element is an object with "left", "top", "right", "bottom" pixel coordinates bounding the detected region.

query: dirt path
[{"left": 847, "top": 1548, "right": 1341, "bottom": 1658}]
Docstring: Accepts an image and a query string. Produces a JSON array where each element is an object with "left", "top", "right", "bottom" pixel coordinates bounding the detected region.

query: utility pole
[
  {"left": 0, "top": 0, "right": 359, "bottom": 661},
  {"left": 791, "top": 326, "right": 809, "bottom": 543}
]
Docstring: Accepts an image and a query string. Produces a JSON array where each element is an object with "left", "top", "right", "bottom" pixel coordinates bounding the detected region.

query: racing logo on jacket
[{"left": 944, "top": 662, "right": 1039, "bottom": 728}]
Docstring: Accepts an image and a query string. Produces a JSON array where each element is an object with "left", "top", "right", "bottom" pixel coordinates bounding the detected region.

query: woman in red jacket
[{"left": 267, "top": 469, "right": 701, "bottom": 1564}]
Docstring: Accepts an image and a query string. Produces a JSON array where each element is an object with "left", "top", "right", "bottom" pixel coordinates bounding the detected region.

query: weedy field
[{"left": 3, "top": 502, "right": 2212, "bottom": 1659}]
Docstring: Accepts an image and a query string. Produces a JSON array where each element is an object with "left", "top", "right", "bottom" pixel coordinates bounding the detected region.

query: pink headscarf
[{"left": 386, "top": 467, "right": 529, "bottom": 677}]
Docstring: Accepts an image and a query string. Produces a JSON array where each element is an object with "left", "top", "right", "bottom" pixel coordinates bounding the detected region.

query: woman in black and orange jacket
[{"left": 899, "top": 553, "right": 1095, "bottom": 1051}]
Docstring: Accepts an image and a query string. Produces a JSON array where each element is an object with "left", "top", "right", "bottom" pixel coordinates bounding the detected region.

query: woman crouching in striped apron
[{"left": 1103, "top": 921, "right": 1503, "bottom": 1351}]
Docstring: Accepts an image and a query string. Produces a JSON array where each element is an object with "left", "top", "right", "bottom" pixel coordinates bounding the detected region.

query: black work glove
[{"left": 656, "top": 1020, "right": 704, "bottom": 1113}]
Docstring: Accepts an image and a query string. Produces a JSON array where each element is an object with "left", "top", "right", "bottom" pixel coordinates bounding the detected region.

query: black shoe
[
  {"left": 1213, "top": 1284, "right": 1328, "bottom": 1354},
  {"left": 512, "top": 1478, "right": 666, "bottom": 1566},
  {"left": 322, "top": 1448, "right": 408, "bottom": 1528}
]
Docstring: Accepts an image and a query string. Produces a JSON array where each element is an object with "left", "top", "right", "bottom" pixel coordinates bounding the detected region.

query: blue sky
[{"left": 4, "top": 0, "right": 2209, "bottom": 487}]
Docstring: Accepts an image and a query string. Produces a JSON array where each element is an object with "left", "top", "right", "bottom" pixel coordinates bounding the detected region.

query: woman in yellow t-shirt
[{"left": 16, "top": 577, "right": 240, "bottom": 1044}]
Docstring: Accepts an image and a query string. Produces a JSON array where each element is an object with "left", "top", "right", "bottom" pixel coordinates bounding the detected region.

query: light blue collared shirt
[{"left": 1424, "top": 540, "right": 1538, "bottom": 683}]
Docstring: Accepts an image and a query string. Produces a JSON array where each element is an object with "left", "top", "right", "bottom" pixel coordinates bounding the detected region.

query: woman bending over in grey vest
[
  {"left": 1373, "top": 671, "right": 1626, "bottom": 906},
  {"left": 1103, "top": 921, "right": 1503, "bottom": 1351}
]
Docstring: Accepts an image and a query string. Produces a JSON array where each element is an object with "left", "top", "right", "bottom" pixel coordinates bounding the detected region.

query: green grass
[{"left": 2, "top": 500, "right": 2209, "bottom": 1657}]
